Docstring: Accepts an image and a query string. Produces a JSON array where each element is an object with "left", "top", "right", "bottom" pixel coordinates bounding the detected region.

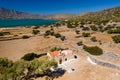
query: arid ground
[{"left": 0, "top": 26, "right": 120, "bottom": 80}]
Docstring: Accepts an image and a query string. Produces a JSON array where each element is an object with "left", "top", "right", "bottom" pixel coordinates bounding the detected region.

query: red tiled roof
[{"left": 50, "top": 51, "right": 59, "bottom": 56}]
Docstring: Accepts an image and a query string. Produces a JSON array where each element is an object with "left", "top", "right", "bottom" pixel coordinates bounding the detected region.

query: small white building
[{"left": 47, "top": 50, "right": 76, "bottom": 64}]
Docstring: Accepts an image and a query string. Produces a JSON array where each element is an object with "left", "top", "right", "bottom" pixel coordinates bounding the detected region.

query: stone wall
[{"left": 89, "top": 56, "right": 120, "bottom": 70}]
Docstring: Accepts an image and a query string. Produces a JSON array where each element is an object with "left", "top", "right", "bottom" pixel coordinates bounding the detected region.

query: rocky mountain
[
  {"left": 0, "top": 8, "right": 45, "bottom": 19},
  {"left": 0, "top": 8, "right": 74, "bottom": 19},
  {"left": 76, "top": 6, "right": 120, "bottom": 22}
]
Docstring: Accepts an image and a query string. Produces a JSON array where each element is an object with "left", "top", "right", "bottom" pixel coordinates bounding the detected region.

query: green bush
[
  {"left": 0, "top": 32, "right": 4, "bottom": 36},
  {"left": 0, "top": 32, "right": 10, "bottom": 36},
  {"left": 77, "top": 41, "right": 83, "bottom": 46},
  {"left": 61, "top": 36, "right": 66, "bottom": 41},
  {"left": 90, "top": 26, "right": 98, "bottom": 31},
  {"left": 0, "top": 58, "right": 13, "bottom": 67},
  {"left": 44, "top": 30, "right": 50, "bottom": 37},
  {"left": 50, "top": 31, "right": 55, "bottom": 36},
  {"left": 54, "top": 33, "right": 61, "bottom": 38},
  {"left": 0, "top": 57, "right": 58, "bottom": 80},
  {"left": 112, "top": 35, "right": 120, "bottom": 43},
  {"left": 21, "top": 53, "right": 38, "bottom": 61},
  {"left": 22, "top": 35, "right": 30, "bottom": 39},
  {"left": 75, "top": 30, "right": 80, "bottom": 34},
  {"left": 45, "top": 30, "right": 51, "bottom": 35},
  {"left": 55, "top": 23, "right": 61, "bottom": 27},
  {"left": 80, "top": 25, "right": 84, "bottom": 28},
  {"left": 107, "top": 28, "right": 120, "bottom": 34},
  {"left": 84, "top": 46, "right": 103, "bottom": 56},
  {"left": 10, "top": 60, "right": 27, "bottom": 78},
  {"left": 50, "top": 47, "right": 59, "bottom": 52},
  {"left": 98, "top": 26, "right": 104, "bottom": 32},
  {"left": 50, "top": 47, "right": 68, "bottom": 52},
  {"left": 0, "top": 59, "right": 26, "bottom": 80},
  {"left": 82, "top": 32, "right": 90, "bottom": 37},
  {"left": 90, "top": 37, "right": 97, "bottom": 42},
  {"left": 82, "top": 27, "right": 90, "bottom": 31},
  {"left": 28, "top": 59, "right": 58, "bottom": 75},
  {"left": 32, "top": 29, "right": 40, "bottom": 35},
  {"left": 67, "top": 23, "right": 76, "bottom": 28},
  {"left": 44, "top": 30, "right": 55, "bottom": 37}
]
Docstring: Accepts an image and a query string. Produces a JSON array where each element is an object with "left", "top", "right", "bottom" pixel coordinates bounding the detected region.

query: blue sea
[{"left": 0, "top": 19, "right": 59, "bottom": 27}]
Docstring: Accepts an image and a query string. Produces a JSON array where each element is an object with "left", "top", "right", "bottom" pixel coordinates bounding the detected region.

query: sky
[{"left": 0, "top": 0, "right": 120, "bottom": 15}]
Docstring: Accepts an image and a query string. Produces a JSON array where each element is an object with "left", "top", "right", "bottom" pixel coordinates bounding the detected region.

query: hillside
[
  {"left": 0, "top": 8, "right": 74, "bottom": 19},
  {"left": 76, "top": 6, "right": 120, "bottom": 22},
  {"left": 46, "top": 14, "right": 75, "bottom": 20},
  {"left": 48, "top": 6, "right": 120, "bottom": 21},
  {"left": 0, "top": 8, "right": 45, "bottom": 19}
]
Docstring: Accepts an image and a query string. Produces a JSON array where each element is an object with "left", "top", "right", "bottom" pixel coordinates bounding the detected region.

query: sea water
[{"left": 0, "top": 19, "right": 59, "bottom": 27}]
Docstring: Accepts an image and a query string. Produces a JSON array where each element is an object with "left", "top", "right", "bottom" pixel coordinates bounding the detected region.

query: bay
[{"left": 0, "top": 19, "right": 59, "bottom": 27}]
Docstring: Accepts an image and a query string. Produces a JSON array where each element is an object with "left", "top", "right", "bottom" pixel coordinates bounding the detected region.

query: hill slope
[
  {"left": 46, "top": 14, "right": 75, "bottom": 20},
  {"left": 0, "top": 8, "right": 45, "bottom": 19},
  {"left": 0, "top": 8, "right": 75, "bottom": 19},
  {"left": 76, "top": 6, "right": 120, "bottom": 22}
]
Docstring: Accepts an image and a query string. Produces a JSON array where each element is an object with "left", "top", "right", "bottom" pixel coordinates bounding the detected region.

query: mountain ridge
[
  {"left": 0, "top": 8, "right": 44, "bottom": 19},
  {"left": 75, "top": 6, "right": 120, "bottom": 22},
  {"left": 0, "top": 6, "right": 120, "bottom": 20},
  {"left": 0, "top": 8, "right": 74, "bottom": 19}
]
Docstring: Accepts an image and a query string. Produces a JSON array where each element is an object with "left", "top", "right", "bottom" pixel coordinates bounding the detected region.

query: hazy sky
[{"left": 0, "top": 0, "right": 120, "bottom": 14}]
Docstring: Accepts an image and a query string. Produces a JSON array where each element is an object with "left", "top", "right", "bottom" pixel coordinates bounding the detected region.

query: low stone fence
[
  {"left": 0, "top": 36, "right": 21, "bottom": 41},
  {"left": 103, "top": 51, "right": 120, "bottom": 61},
  {"left": 89, "top": 55, "right": 120, "bottom": 70}
]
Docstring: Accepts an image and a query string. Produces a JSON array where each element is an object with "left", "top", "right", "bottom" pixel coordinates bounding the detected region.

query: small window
[
  {"left": 71, "top": 68, "right": 75, "bottom": 71},
  {"left": 74, "top": 55, "right": 77, "bottom": 59},
  {"left": 65, "top": 58, "right": 67, "bottom": 61}
]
